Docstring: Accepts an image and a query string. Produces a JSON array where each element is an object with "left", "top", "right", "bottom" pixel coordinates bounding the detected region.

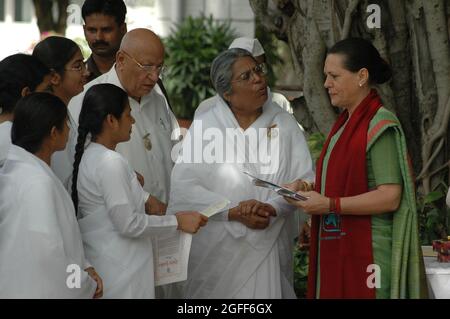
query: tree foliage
[{"left": 164, "top": 15, "right": 236, "bottom": 119}]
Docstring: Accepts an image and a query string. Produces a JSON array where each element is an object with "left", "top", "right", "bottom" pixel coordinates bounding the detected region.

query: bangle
[
  {"left": 299, "top": 180, "right": 309, "bottom": 191},
  {"left": 329, "top": 197, "right": 336, "bottom": 212},
  {"left": 335, "top": 197, "right": 341, "bottom": 214}
]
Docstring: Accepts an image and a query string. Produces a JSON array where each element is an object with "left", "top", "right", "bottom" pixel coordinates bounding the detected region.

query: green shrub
[
  {"left": 293, "top": 245, "right": 309, "bottom": 298},
  {"left": 418, "top": 182, "right": 449, "bottom": 244},
  {"left": 307, "top": 132, "right": 326, "bottom": 162},
  {"left": 164, "top": 15, "right": 236, "bottom": 119}
]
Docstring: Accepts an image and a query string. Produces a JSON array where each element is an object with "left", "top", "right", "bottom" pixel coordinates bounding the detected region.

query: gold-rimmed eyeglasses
[
  {"left": 231, "top": 63, "right": 268, "bottom": 84},
  {"left": 65, "top": 62, "right": 87, "bottom": 73},
  {"left": 122, "top": 50, "right": 166, "bottom": 76}
]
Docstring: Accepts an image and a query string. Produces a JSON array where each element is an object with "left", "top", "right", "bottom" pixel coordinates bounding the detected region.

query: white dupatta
[{"left": 167, "top": 95, "right": 314, "bottom": 298}]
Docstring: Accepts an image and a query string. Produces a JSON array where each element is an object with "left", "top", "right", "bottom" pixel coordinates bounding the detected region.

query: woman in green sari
[{"left": 285, "top": 38, "right": 427, "bottom": 299}]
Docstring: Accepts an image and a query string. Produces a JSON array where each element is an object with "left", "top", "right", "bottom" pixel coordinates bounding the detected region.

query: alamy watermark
[
  {"left": 366, "top": 4, "right": 381, "bottom": 29},
  {"left": 66, "top": 264, "right": 82, "bottom": 289},
  {"left": 366, "top": 263, "right": 381, "bottom": 289},
  {"left": 170, "top": 120, "right": 280, "bottom": 174},
  {"left": 66, "top": 3, "right": 381, "bottom": 29}
]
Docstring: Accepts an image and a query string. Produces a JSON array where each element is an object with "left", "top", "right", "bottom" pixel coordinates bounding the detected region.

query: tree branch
[{"left": 341, "top": 0, "right": 360, "bottom": 39}]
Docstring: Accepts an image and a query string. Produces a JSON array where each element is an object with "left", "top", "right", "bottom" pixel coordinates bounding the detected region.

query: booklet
[
  {"left": 243, "top": 171, "right": 308, "bottom": 201},
  {"left": 153, "top": 200, "right": 230, "bottom": 286}
]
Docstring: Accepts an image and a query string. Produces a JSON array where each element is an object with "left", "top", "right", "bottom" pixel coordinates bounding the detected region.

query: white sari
[
  {"left": 167, "top": 96, "right": 314, "bottom": 298},
  {"left": 0, "top": 145, "right": 96, "bottom": 298}
]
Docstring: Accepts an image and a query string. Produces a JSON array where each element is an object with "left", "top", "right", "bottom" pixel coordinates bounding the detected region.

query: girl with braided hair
[{"left": 72, "top": 83, "right": 207, "bottom": 298}]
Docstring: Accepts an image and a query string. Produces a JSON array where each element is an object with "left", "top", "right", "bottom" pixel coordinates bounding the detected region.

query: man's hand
[
  {"left": 85, "top": 267, "right": 103, "bottom": 299},
  {"left": 145, "top": 195, "right": 167, "bottom": 215},
  {"left": 135, "top": 171, "right": 145, "bottom": 187}
]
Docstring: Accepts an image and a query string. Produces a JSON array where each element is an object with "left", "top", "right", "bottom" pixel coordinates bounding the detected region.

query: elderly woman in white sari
[{"left": 167, "top": 48, "right": 314, "bottom": 299}]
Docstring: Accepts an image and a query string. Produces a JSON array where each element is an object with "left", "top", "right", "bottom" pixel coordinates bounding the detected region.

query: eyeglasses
[
  {"left": 122, "top": 50, "right": 166, "bottom": 76},
  {"left": 65, "top": 62, "right": 87, "bottom": 73},
  {"left": 231, "top": 63, "right": 268, "bottom": 84}
]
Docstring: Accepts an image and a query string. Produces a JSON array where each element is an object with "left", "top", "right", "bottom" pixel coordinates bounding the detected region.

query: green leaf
[{"left": 424, "top": 191, "right": 445, "bottom": 204}]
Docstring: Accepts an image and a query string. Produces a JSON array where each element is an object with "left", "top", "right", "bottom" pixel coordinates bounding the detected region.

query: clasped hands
[{"left": 229, "top": 199, "right": 277, "bottom": 229}]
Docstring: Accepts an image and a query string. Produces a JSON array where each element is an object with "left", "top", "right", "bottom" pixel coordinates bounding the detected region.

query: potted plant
[{"left": 164, "top": 15, "right": 236, "bottom": 127}]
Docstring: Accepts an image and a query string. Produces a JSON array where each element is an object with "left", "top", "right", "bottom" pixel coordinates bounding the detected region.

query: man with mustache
[
  {"left": 82, "top": 0, "right": 127, "bottom": 83},
  {"left": 82, "top": 0, "right": 173, "bottom": 109}
]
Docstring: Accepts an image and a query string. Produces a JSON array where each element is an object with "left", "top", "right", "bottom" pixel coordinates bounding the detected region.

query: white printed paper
[{"left": 153, "top": 200, "right": 230, "bottom": 286}]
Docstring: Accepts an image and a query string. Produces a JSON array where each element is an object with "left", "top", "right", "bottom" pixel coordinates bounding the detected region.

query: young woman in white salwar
[
  {"left": 72, "top": 83, "right": 208, "bottom": 299},
  {"left": 33, "top": 36, "right": 90, "bottom": 190},
  {"left": 0, "top": 92, "right": 103, "bottom": 298},
  {"left": 167, "top": 48, "right": 315, "bottom": 298},
  {"left": 0, "top": 54, "right": 52, "bottom": 167}
]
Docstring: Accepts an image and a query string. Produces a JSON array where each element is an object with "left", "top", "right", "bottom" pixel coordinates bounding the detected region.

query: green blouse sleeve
[{"left": 368, "top": 128, "right": 402, "bottom": 186}]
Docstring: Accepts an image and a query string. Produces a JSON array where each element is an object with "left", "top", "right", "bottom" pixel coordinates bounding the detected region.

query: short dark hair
[
  {"left": 33, "top": 36, "right": 80, "bottom": 77},
  {"left": 11, "top": 93, "right": 67, "bottom": 154},
  {"left": 82, "top": 0, "right": 127, "bottom": 26},
  {"left": 328, "top": 37, "right": 392, "bottom": 85},
  {"left": 0, "top": 54, "right": 50, "bottom": 114}
]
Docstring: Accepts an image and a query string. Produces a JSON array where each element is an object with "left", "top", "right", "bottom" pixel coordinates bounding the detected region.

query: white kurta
[
  {"left": 0, "top": 145, "right": 96, "bottom": 298},
  {"left": 76, "top": 142, "right": 179, "bottom": 298},
  {"left": 68, "top": 67, "right": 178, "bottom": 203},
  {"left": 0, "top": 121, "right": 12, "bottom": 167},
  {"left": 167, "top": 96, "right": 314, "bottom": 299}
]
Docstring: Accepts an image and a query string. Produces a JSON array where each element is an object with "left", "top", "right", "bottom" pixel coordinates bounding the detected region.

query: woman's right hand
[
  {"left": 175, "top": 211, "right": 208, "bottom": 234},
  {"left": 283, "top": 179, "right": 313, "bottom": 192}
]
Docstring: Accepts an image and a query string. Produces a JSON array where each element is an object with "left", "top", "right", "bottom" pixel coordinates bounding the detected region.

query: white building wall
[{"left": 0, "top": 0, "right": 255, "bottom": 60}]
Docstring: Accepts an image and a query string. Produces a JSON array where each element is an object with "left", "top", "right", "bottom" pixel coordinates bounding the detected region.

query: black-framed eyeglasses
[
  {"left": 122, "top": 50, "right": 166, "bottom": 76},
  {"left": 231, "top": 63, "right": 268, "bottom": 84}
]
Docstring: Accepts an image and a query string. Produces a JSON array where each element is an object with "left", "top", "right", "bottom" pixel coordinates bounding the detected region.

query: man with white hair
[
  {"left": 69, "top": 29, "right": 178, "bottom": 213},
  {"left": 194, "top": 37, "right": 294, "bottom": 117}
]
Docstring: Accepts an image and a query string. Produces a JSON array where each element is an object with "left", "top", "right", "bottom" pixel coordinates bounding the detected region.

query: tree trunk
[{"left": 32, "top": 0, "right": 68, "bottom": 35}]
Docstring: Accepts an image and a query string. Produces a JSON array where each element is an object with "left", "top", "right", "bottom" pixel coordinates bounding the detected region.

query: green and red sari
[{"left": 307, "top": 89, "right": 428, "bottom": 299}]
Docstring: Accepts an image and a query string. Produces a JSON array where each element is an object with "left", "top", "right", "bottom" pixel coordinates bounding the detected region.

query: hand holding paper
[{"left": 243, "top": 171, "right": 308, "bottom": 201}]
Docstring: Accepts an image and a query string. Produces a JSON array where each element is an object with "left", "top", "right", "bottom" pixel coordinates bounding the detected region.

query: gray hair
[{"left": 210, "top": 48, "right": 254, "bottom": 99}]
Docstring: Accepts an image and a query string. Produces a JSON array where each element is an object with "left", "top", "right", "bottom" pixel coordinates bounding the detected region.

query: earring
[{"left": 359, "top": 83, "right": 363, "bottom": 87}]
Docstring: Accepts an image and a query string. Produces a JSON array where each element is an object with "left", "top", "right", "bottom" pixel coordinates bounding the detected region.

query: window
[
  {"left": 0, "top": 0, "right": 5, "bottom": 21},
  {"left": 15, "top": 0, "right": 33, "bottom": 22}
]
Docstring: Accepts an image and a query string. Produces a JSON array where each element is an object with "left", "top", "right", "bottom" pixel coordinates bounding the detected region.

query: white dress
[
  {"left": 68, "top": 67, "right": 179, "bottom": 203},
  {"left": 0, "top": 121, "right": 12, "bottom": 167},
  {"left": 0, "top": 145, "right": 96, "bottom": 298},
  {"left": 167, "top": 96, "right": 315, "bottom": 298},
  {"left": 76, "top": 142, "right": 179, "bottom": 298}
]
